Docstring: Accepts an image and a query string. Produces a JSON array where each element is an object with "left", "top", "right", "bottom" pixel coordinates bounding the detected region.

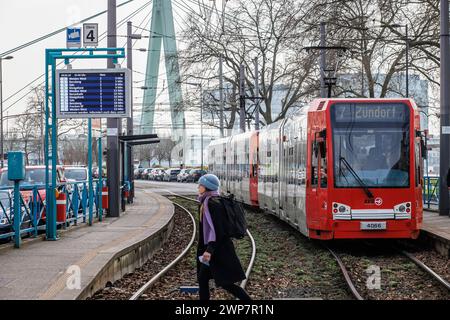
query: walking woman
[{"left": 196, "top": 174, "right": 251, "bottom": 300}]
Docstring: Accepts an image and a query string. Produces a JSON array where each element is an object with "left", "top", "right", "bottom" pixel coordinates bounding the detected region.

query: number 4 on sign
[
  {"left": 86, "top": 30, "right": 95, "bottom": 41},
  {"left": 83, "top": 23, "right": 98, "bottom": 47}
]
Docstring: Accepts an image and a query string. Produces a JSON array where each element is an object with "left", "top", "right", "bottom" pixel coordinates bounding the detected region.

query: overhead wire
[
  {"left": 0, "top": 0, "right": 136, "bottom": 58},
  {"left": 118, "top": 2, "right": 154, "bottom": 65},
  {"left": 3, "top": 0, "right": 152, "bottom": 116},
  {"left": 2, "top": 0, "right": 150, "bottom": 107},
  {"left": 2, "top": 0, "right": 151, "bottom": 113}
]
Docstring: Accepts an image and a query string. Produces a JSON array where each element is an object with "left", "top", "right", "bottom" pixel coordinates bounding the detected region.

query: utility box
[{"left": 7, "top": 152, "right": 26, "bottom": 181}]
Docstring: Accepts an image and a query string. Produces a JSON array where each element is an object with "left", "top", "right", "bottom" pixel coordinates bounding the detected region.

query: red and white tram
[{"left": 208, "top": 99, "right": 425, "bottom": 239}]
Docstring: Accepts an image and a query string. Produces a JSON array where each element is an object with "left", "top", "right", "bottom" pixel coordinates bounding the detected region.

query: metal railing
[
  {"left": 0, "top": 179, "right": 107, "bottom": 245},
  {"left": 423, "top": 176, "right": 439, "bottom": 209}
]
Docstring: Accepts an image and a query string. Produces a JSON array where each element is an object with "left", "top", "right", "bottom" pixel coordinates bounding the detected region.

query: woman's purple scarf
[{"left": 198, "top": 190, "right": 220, "bottom": 245}]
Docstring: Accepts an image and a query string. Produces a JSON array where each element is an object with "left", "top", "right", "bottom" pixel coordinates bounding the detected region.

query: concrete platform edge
[{"left": 74, "top": 193, "right": 175, "bottom": 300}]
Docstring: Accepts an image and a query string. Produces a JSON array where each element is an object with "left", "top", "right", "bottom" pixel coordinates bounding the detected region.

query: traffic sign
[
  {"left": 83, "top": 23, "right": 98, "bottom": 47},
  {"left": 55, "top": 68, "right": 131, "bottom": 119},
  {"left": 66, "top": 27, "right": 81, "bottom": 48}
]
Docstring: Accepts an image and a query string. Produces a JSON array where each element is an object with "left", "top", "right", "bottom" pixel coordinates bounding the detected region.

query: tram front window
[{"left": 331, "top": 103, "right": 410, "bottom": 188}]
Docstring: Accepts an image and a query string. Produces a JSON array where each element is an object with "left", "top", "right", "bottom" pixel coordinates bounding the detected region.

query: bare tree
[
  {"left": 14, "top": 99, "right": 43, "bottom": 165},
  {"left": 179, "top": 0, "right": 320, "bottom": 126},
  {"left": 312, "top": 0, "right": 439, "bottom": 101}
]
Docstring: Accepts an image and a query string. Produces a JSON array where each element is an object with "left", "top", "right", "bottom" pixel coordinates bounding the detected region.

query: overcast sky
[{"left": 0, "top": 0, "right": 207, "bottom": 136}]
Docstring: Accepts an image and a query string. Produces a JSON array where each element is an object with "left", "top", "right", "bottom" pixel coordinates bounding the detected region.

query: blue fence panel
[
  {"left": 0, "top": 179, "right": 107, "bottom": 245},
  {"left": 423, "top": 176, "right": 439, "bottom": 208}
]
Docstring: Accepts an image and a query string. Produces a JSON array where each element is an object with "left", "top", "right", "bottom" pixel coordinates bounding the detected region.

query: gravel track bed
[
  {"left": 401, "top": 241, "right": 450, "bottom": 285},
  {"left": 90, "top": 195, "right": 352, "bottom": 300},
  {"left": 161, "top": 198, "right": 354, "bottom": 300},
  {"left": 240, "top": 208, "right": 351, "bottom": 300},
  {"left": 332, "top": 242, "right": 450, "bottom": 300},
  {"left": 89, "top": 193, "right": 449, "bottom": 300},
  {"left": 89, "top": 202, "right": 193, "bottom": 300}
]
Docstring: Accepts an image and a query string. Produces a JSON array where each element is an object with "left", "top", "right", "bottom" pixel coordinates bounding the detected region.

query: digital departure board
[
  {"left": 332, "top": 103, "right": 408, "bottom": 123},
  {"left": 55, "top": 69, "right": 131, "bottom": 118}
]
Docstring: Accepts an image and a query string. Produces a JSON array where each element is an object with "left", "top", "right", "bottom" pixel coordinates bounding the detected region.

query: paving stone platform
[
  {"left": 0, "top": 188, "right": 173, "bottom": 300},
  {"left": 422, "top": 210, "right": 450, "bottom": 257}
]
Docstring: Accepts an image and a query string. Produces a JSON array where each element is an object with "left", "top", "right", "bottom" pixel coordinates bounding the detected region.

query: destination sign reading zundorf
[
  {"left": 333, "top": 103, "right": 408, "bottom": 123},
  {"left": 56, "top": 68, "right": 131, "bottom": 118}
]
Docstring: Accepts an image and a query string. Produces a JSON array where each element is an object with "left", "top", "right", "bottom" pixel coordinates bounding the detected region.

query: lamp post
[
  {"left": 0, "top": 55, "right": 14, "bottom": 168},
  {"left": 126, "top": 21, "right": 142, "bottom": 203},
  {"left": 390, "top": 24, "right": 409, "bottom": 97}
]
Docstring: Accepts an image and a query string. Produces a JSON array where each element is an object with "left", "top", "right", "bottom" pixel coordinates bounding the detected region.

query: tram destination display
[
  {"left": 55, "top": 68, "right": 131, "bottom": 118},
  {"left": 333, "top": 103, "right": 408, "bottom": 123}
]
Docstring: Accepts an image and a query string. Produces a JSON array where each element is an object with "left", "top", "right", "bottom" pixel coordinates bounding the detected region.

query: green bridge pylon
[{"left": 140, "top": 0, "right": 185, "bottom": 141}]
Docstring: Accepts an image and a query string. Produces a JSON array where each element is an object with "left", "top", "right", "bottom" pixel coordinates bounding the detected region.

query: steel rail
[
  {"left": 166, "top": 192, "right": 256, "bottom": 290},
  {"left": 400, "top": 250, "right": 450, "bottom": 291},
  {"left": 129, "top": 200, "right": 196, "bottom": 300},
  {"left": 326, "top": 246, "right": 364, "bottom": 300}
]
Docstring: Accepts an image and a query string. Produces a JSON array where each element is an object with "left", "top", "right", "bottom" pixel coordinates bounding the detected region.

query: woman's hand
[{"left": 202, "top": 251, "right": 211, "bottom": 263}]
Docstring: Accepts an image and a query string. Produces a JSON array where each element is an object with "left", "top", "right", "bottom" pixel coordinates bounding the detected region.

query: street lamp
[
  {"left": 390, "top": 24, "right": 409, "bottom": 97},
  {"left": 0, "top": 55, "right": 14, "bottom": 168}
]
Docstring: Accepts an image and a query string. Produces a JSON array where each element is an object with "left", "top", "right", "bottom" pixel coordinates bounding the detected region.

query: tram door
[
  {"left": 280, "top": 133, "right": 289, "bottom": 219},
  {"left": 280, "top": 119, "right": 293, "bottom": 220},
  {"left": 307, "top": 130, "right": 327, "bottom": 225},
  {"left": 307, "top": 136, "right": 320, "bottom": 223}
]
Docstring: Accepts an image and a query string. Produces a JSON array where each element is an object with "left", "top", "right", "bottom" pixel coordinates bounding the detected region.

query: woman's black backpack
[{"left": 218, "top": 194, "right": 247, "bottom": 239}]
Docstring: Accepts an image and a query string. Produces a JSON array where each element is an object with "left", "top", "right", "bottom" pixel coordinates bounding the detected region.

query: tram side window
[{"left": 311, "top": 142, "right": 319, "bottom": 186}]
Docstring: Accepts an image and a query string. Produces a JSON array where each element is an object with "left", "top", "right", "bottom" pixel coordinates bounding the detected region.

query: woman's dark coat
[{"left": 196, "top": 196, "right": 246, "bottom": 286}]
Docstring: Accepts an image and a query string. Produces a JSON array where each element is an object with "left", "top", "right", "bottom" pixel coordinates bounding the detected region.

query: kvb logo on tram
[{"left": 374, "top": 197, "right": 383, "bottom": 206}]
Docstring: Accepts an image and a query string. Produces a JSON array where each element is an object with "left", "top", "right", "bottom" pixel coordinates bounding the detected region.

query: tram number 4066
[{"left": 360, "top": 222, "right": 387, "bottom": 230}]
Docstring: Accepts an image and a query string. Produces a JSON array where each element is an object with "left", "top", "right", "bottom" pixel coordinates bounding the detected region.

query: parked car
[
  {"left": 64, "top": 166, "right": 88, "bottom": 182},
  {"left": 141, "top": 168, "right": 152, "bottom": 180},
  {"left": 148, "top": 169, "right": 159, "bottom": 180},
  {"left": 163, "top": 168, "right": 181, "bottom": 182},
  {"left": 151, "top": 169, "right": 163, "bottom": 181},
  {"left": 0, "top": 191, "right": 12, "bottom": 235},
  {"left": 186, "top": 169, "right": 207, "bottom": 183},
  {"left": 0, "top": 166, "right": 66, "bottom": 223},
  {"left": 134, "top": 168, "right": 145, "bottom": 179},
  {"left": 93, "top": 167, "right": 106, "bottom": 179},
  {"left": 177, "top": 169, "right": 191, "bottom": 182},
  {"left": 0, "top": 190, "right": 33, "bottom": 240}
]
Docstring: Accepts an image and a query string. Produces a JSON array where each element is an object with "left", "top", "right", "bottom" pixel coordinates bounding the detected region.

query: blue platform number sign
[{"left": 67, "top": 27, "right": 81, "bottom": 48}]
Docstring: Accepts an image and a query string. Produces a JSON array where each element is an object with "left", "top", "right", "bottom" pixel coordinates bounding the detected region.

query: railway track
[
  {"left": 129, "top": 193, "right": 257, "bottom": 300},
  {"left": 325, "top": 246, "right": 364, "bottom": 300},
  {"left": 129, "top": 200, "right": 197, "bottom": 300},
  {"left": 327, "top": 242, "right": 450, "bottom": 300}
]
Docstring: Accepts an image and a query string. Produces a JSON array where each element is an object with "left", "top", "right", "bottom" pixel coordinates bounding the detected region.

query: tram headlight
[
  {"left": 394, "top": 202, "right": 412, "bottom": 216},
  {"left": 332, "top": 202, "right": 351, "bottom": 216}
]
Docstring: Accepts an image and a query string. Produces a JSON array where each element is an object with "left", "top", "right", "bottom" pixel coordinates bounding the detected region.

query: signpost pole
[
  {"left": 127, "top": 21, "right": 134, "bottom": 203},
  {"left": 98, "top": 136, "right": 103, "bottom": 221},
  {"left": 107, "top": 0, "right": 121, "bottom": 217},
  {"left": 88, "top": 118, "right": 93, "bottom": 225},
  {"left": 440, "top": 0, "right": 450, "bottom": 216},
  {"left": 13, "top": 181, "right": 21, "bottom": 248},
  {"left": 46, "top": 55, "right": 58, "bottom": 241}
]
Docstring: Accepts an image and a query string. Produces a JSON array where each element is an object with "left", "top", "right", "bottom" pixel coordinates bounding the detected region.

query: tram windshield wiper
[{"left": 339, "top": 156, "right": 374, "bottom": 199}]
